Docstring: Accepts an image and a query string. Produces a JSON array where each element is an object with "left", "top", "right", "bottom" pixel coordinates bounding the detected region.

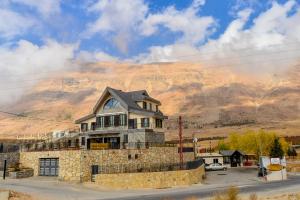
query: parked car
[
  {"left": 258, "top": 167, "right": 267, "bottom": 177},
  {"left": 205, "top": 163, "right": 227, "bottom": 171}
]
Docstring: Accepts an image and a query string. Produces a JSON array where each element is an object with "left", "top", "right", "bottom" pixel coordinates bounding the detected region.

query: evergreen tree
[{"left": 269, "top": 137, "right": 284, "bottom": 159}]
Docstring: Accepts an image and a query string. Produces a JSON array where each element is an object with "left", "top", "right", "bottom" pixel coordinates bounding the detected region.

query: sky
[{"left": 0, "top": 0, "right": 300, "bottom": 103}]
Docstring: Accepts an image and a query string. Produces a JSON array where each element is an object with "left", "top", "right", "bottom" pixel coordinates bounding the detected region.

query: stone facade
[
  {"left": 19, "top": 147, "right": 195, "bottom": 182},
  {"left": 0, "top": 152, "right": 20, "bottom": 170},
  {"left": 94, "top": 164, "right": 205, "bottom": 189}
]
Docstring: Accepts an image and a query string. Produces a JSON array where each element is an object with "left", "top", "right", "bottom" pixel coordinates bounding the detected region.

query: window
[
  {"left": 135, "top": 154, "right": 138, "bottom": 159},
  {"left": 123, "top": 134, "right": 128, "bottom": 143},
  {"left": 141, "top": 118, "right": 149, "bottom": 128},
  {"left": 96, "top": 116, "right": 104, "bottom": 128},
  {"left": 142, "top": 101, "right": 147, "bottom": 109},
  {"left": 120, "top": 114, "right": 127, "bottom": 126},
  {"left": 129, "top": 119, "right": 137, "bottom": 129},
  {"left": 104, "top": 116, "right": 110, "bottom": 127},
  {"left": 81, "top": 123, "right": 88, "bottom": 132},
  {"left": 128, "top": 154, "right": 132, "bottom": 160},
  {"left": 81, "top": 137, "right": 85, "bottom": 146},
  {"left": 213, "top": 158, "right": 219, "bottom": 164},
  {"left": 155, "top": 119, "right": 163, "bottom": 128},
  {"left": 103, "top": 98, "right": 121, "bottom": 110},
  {"left": 114, "top": 115, "right": 120, "bottom": 126},
  {"left": 149, "top": 103, "right": 152, "bottom": 111},
  {"left": 91, "top": 122, "right": 96, "bottom": 130},
  {"left": 109, "top": 115, "right": 114, "bottom": 126},
  {"left": 156, "top": 105, "right": 159, "bottom": 112}
]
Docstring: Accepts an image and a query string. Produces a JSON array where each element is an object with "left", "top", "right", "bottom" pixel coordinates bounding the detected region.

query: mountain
[{"left": 0, "top": 62, "right": 299, "bottom": 139}]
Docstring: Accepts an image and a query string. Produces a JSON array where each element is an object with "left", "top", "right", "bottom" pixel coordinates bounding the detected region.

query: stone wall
[
  {"left": 95, "top": 164, "right": 205, "bottom": 189},
  {"left": 0, "top": 152, "right": 20, "bottom": 170},
  {"left": 19, "top": 147, "right": 195, "bottom": 182},
  {"left": 20, "top": 151, "right": 81, "bottom": 182},
  {"left": 80, "top": 147, "right": 194, "bottom": 182}
]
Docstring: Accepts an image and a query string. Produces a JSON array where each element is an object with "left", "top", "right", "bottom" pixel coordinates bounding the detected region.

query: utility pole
[{"left": 179, "top": 116, "right": 183, "bottom": 169}]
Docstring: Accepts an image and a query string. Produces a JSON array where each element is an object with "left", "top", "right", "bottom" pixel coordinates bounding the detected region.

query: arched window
[{"left": 103, "top": 98, "right": 121, "bottom": 110}]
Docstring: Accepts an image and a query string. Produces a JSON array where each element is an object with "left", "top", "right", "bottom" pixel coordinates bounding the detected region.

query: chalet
[{"left": 75, "top": 87, "right": 167, "bottom": 149}]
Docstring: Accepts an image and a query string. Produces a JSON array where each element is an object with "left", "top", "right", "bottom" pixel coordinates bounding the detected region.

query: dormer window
[
  {"left": 103, "top": 98, "right": 121, "bottom": 110},
  {"left": 142, "top": 101, "right": 147, "bottom": 109}
]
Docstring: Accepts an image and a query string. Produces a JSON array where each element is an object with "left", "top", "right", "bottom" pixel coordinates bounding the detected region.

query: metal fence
[{"left": 93, "top": 158, "right": 203, "bottom": 174}]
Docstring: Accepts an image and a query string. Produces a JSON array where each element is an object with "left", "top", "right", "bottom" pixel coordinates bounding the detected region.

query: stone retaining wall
[
  {"left": 19, "top": 147, "right": 195, "bottom": 182},
  {"left": 94, "top": 164, "right": 205, "bottom": 189},
  {"left": 0, "top": 152, "right": 20, "bottom": 170}
]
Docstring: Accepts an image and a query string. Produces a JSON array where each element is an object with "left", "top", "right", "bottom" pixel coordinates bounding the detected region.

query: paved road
[
  {"left": 115, "top": 176, "right": 300, "bottom": 200},
  {"left": 0, "top": 174, "right": 299, "bottom": 200}
]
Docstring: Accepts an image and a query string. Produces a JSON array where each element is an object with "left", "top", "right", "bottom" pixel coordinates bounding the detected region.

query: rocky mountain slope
[{"left": 0, "top": 62, "right": 299, "bottom": 139}]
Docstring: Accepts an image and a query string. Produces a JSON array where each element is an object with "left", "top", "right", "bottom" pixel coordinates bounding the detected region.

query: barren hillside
[{"left": 0, "top": 62, "right": 299, "bottom": 139}]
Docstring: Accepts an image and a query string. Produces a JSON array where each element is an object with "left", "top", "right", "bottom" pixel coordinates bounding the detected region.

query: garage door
[{"left": 39, "top": 158, "right": 59, "bottom": 176}]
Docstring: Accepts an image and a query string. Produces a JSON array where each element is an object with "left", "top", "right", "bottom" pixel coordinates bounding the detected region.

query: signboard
[
  {"left": 270, "top": 158, "right": 280, "bottom": 165},
  {"left": 90, "top": 143, "right": 109, "bottom": 150}
]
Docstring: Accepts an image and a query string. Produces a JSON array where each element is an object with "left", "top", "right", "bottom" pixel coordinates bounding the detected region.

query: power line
[{"left": 0, "top": 110, "right": 73, "bottom": 124}]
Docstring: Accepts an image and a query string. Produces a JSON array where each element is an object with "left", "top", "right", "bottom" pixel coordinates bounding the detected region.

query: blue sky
[
  {"left": 1, "top": 0, "right": 300, "bottom": 104},
  {"left": 1, "top": 0, "right": 299, "bottom": 60}
]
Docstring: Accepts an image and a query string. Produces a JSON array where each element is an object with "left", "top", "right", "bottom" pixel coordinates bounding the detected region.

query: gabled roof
[
  {"left": 76, "top": 87, "right": 165, "bottom": 124},
  {"left": 219, "top": 150, "right": 245, "bottom": 156}
]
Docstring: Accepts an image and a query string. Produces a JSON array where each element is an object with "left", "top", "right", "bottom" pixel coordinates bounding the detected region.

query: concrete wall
[
  {"left": 0, "top": 152, "right": 20, "bottom": 170},
  {"left": 19, "top": 147, "right": 195, "bottom": 182},
  {"left": 95, "top": 164, "right": 205, "bottom": 189}
]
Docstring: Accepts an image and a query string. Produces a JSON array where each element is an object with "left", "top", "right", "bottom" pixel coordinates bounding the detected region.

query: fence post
[{"left": 3, "top": 160, "right": 7, "bottom": 180}]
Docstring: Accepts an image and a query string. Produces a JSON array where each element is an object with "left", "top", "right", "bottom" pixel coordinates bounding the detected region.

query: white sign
[{"left": 271, "top": 158, "right": 280, "bottom": 164}]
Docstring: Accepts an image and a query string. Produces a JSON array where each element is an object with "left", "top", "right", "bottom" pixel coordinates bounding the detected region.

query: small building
[
  {"left": 75, "top": 87, "right": 167, "bottom": 149},
  {"left": 198, "top": 153, "right": 223, "bottom": 165},
  {"left": 220, "top": 150, "right": 245, "bottom": 167}
]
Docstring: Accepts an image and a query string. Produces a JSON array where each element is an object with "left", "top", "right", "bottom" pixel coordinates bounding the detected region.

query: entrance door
[{"left": 39, "top": 158, "right": 59, "bottom": 176}]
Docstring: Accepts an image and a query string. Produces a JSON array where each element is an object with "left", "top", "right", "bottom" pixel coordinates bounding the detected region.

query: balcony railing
[{"left": 81, "top": 122, "right": 163, "bottom": 133}]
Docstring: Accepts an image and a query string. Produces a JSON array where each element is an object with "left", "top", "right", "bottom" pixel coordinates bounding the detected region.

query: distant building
[
  {"left": 75, "top": 87, "right": 167, "bottom": 149},
  {"left": 220, "top": 150, "right": 245, "bottom": 167},
  {"left": 198, "top": 153, "right": 224, "bottom": 165}
]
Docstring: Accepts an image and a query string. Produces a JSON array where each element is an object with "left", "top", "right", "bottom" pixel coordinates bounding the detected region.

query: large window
[
  {"left": 129, "top": 119, "right": 137, "bottom": 129},
  {"left": 96, "top": 114, "right": 127, "bottom": 128},
  {"left": 155, "top": 119, "right": 163, "bottom": 128},
  {"left": 81, "top": 123, "right": 88, "bottom": 132},
  {"left": 142, "top": 101, "right": 147, "bottom": 109},
  {"left": 141, "top": 118, "right": 149, "bottom": 128},
  {"left": 103, "top": 98, "right": 121, "bottom": 110}
]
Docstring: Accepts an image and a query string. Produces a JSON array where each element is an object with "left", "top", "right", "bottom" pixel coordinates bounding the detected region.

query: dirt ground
[{"left": 0, "top": 190, "right": 33, "bottom": 200}]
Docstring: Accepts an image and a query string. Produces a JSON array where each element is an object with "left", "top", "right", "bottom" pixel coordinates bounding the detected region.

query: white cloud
[
  {"left": 0, "top": 8, "right": 35, "bottom": 39},
  {"left": 140, "top": 3, "right": 215, "bottom": 45},
  {"left": 77, "top": 50, "right": 118, "bottom": 62},
  {"left": 85, "top": 0, "right": 148, "bottom": 53},
  {"left": 85, "top": 0, "right": 215, "bottom": 53},
  {"left": 10, "top": 0, "right": 61, "bottom": 17},
  {"left": 135, "top": 1, "right": 300, "bottom": 76},
  {"left": 0, "top": 40, "right": 77, "bottom": 104}
]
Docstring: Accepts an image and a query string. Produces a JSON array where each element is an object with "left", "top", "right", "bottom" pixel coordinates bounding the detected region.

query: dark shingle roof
[
  {"left": 220, "top": 150, "right": 245, "bottom": 156},
  {"left": 86, "top": 87, "right": 166, "bottom": 121}
]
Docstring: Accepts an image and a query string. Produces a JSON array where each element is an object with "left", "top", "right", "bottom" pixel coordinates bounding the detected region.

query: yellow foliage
[{"left": 223, "top": 130, "right": 288, "bottom": 158}]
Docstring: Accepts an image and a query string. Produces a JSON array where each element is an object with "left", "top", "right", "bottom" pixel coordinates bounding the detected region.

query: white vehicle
[{"left": 205, "top": 163, "right": 227, "bottom": 171}]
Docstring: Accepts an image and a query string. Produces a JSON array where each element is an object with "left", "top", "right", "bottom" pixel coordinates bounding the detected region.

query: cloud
[
  {"left": 85, "top": 0, "right": 215, "bottom": 53},
  {"left": 134, "top": 1, "right": 300, "bottom": 76},
  {"left": 85, "top": 0, "right": 148, "bottom": 54},
  {"left": 10, "top": 0, "right": 62, "bottom": 17},
  {"left": 0, "top": 7, "right": 35, "bottom": 39},
  {"left": 140, "top": 2, "right": 215, "bottom": 45},
  {"left": 0, "top": 40, "right": 77, "bottom": 105},
  {"left": 77, "top": 50, "right": 118, "bottom": 63}
]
